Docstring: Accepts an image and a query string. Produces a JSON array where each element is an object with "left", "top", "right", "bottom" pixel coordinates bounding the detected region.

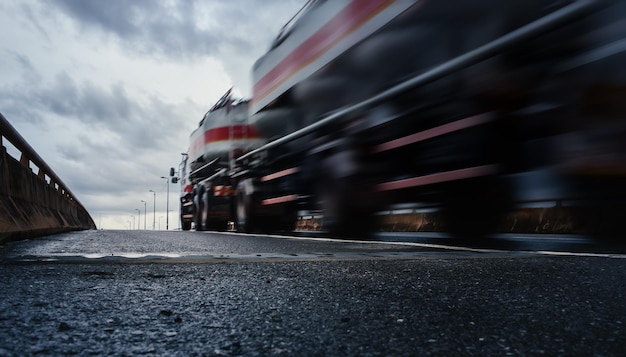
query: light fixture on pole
[
  {"left": 148, "top": 190, "right": 156, "bottom": 230},
  {"left": 135, "top": 209, "right": 140, "bottom": 230},
  {"left": 160, "top": 176, "right": 170, "bottom": 230},
  {"left": 140, "top": 200, "right": 147, "bottom": 230}
]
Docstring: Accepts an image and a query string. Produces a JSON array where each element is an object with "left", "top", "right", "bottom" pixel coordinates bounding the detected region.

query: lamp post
[
  {"left": 149, "top": 190, "right": 156, "bottom": 230},
  {"left": 160, "top": 176, "right": 170, "bottom": 230},
  {"left": 131, "top": 215, "right": 135, "bottom": 230},
  {"left": 135, "top": 209, "right": 140, "bottom": 230},
  {"left": 140, "top": 200, "right": 147, "bottom": 230}
]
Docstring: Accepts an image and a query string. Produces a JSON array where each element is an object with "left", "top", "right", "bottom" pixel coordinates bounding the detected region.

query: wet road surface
[{"left": 0, "top": 230, "right": 624, "bottom": 355}]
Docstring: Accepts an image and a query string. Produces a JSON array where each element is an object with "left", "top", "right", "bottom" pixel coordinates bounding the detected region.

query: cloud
[
  {"left": 51, "top": 0, "right": 299, "bottom": 59},
  {"left": 1, "top": 68, "right": 198, "bottom": 208},
  {"left": 48, "top": 0, "right": 304, "bottom": 92},
  {"left": 8, "top": 50, "right": 37, "bottom": 75},
  {"left": 2, "top": 71, "right": 135, "bottom": 129},
  {"left": 0, "top": 0, "right": 307, "bottom": 229}
]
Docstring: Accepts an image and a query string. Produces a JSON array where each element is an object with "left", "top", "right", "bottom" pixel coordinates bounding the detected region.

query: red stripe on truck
[
  {"left": 189, "top": 125, "right": 261, "bottom": 160},
  {"left": 252, "top": 0, "right": 394, "bottom": 110},
  {"left": 203, "top": 125, "right": 260, "bottom": 143},
  {"left": 373, "top": 114, "right": 494, "bottom": 153},
  {"left": 375, "top": 165, "right": 499, "bottom": 192}
]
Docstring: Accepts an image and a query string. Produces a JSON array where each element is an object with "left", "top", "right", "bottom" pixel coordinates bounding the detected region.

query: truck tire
[
  {"left": 318, "top": 176, "right": 375, "bottom": 239},
  {"left": 194, "top": 187, "right": 205, "bottom": 231},
  {"left": 315, "top": 136, "right": 376, "bottom": 238},
  {"left": 201, "top": 188, "right": 211, "bottom": 231},
  {"left": 441, "top": 176, "right": 511, "bottom": 241},
  {"left": 265, "top": 203, "right": 298, "bottom": 233},
  {"left": 236, "top": 181, "right": 258, "bottom": 233},
  {"left": 203, "top": 188, "right": 227, "bottom": 231}
]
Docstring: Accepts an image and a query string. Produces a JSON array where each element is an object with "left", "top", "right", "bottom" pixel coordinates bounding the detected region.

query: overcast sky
[{"left": 0, "top": 0, "right": 305, "bottom": 230}]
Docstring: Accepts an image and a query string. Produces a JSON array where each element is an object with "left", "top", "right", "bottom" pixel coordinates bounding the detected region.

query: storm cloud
[{"left": 51, "top": 0, "right": 301, "bottom": 60}]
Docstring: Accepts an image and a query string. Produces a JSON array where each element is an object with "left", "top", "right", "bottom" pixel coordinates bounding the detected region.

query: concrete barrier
[{"left": 0, "top": 113, "right": 95, "bottom": 242}]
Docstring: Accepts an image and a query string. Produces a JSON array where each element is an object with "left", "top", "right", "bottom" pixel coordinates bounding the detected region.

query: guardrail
[{"left": 0, "top": 113, "right": 96, "bottom": 242}]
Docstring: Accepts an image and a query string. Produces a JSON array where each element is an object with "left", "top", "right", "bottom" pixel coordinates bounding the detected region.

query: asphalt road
[{"left": 0, "top": 230, "right": 624, "bottom": 356}]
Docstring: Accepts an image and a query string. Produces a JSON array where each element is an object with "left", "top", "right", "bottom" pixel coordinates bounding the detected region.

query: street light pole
[
  {"left": 149, "top": 190, "right": 156, "bottom": 230},
  {"left": 161, "top": 176, "right": 170, "bottom": 230},
  {"left": 140, "top": 200, "right": 147, "bottom": 230},
  {"left": 135, "top": 209, "right": 140, "bottom": 230},
  {"left": 131, "top": 215, "right": 134, "bottom": 230}
]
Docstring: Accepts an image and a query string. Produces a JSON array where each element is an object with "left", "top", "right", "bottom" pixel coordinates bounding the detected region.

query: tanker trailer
[
  {"left": 235, "top": 0, "right": 626, "bottom": 238},
  {"left": 180, "top": 90, "right": 264, "bottom": 231}
]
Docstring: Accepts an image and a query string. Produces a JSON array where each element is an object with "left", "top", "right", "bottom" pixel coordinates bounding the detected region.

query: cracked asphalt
[{"left": 0, "top": 230, "right": 624, "bottom": 356}]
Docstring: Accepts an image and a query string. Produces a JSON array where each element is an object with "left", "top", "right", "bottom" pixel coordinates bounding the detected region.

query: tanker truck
[
  {"left": 179, "top": 90, "right": 265, "bottom": 231},
  {"left": 182, "top": 0, "right": 626, "bottom": 238}
]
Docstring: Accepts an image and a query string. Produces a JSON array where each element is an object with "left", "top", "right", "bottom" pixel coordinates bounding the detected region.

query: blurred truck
[
  {"left": 179, "top": 91, "right": 265, "bottom": 231},
  {"left": 181, "top": 0, "right": 626, "bottom": 238}
]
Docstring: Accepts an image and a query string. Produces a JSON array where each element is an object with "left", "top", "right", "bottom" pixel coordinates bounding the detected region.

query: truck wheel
[
  {"left": 441, "top": 177, "right": 510, "bottom": 241},
  {"left": 265, "top": 203, "right": 298, "bottom": 233},
  {"left": 203, "top": 189, "right": 227, "bottom": 231},
  {"left": 236, "top": 182, "right": 258, "bottom": 233},
  {"left": 318, "top": 177, "right": 374, "bottom": 239},
  {"left": 279, "top": 204, "right": 298, "bottom": 233},
  {"left": 202, "top": 188, "right": 214, "bottom": 231},
  {"left": 194, "top": 187, "right": 205, "bottom": 231}
]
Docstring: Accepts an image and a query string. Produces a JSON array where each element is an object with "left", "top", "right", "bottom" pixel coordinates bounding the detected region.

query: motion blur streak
[{"left": 179, "top": 0, "right": 626, "bottom": 241}]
